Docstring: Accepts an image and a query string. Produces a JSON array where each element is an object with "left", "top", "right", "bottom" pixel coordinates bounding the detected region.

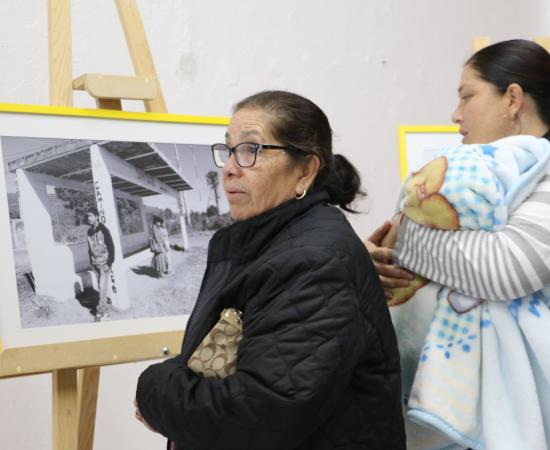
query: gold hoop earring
[{"left": 295, "top": 189, "right": 307, "bottom": 200}]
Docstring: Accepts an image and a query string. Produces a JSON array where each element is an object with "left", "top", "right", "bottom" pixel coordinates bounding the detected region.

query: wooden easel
[
  {"left": 48, "top": 1, "right": 169, "bottom": 449},
  {"left": 473, "top": 36, "right": 550, "bottom": 52}
]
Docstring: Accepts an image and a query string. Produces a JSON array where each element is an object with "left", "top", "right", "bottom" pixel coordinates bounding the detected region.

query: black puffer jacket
[{"left": 136, "top": 191, "right": 405, "bottom": 450}]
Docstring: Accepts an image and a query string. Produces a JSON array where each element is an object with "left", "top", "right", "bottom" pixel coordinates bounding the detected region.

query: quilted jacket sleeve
[{"left": 136, "top": 246, "right": 379, "bottom": 450}]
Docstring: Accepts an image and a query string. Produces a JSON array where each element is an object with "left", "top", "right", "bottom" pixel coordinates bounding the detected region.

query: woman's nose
[
  {"left": 451, "top": 105, "right": 462, "bottom": 124},
  {"left": 223, "top": 152, "right": 240, "bottom": 177}
]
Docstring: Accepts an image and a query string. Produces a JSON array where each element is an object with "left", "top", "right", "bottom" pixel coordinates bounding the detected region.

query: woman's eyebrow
[
  {"left": 458, "top": 84, "right": 473, "bottom": 94},
  {"left": 241, "top": 130, "right": 262, "bottom": 139},
  {"left": 225, "top": 130, "right": 262, "bottom": 141}
]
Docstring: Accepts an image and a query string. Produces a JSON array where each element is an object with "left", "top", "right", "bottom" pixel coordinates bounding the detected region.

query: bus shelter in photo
[{"left": 8, "top": 140, "right": 192, "bottom": 311}]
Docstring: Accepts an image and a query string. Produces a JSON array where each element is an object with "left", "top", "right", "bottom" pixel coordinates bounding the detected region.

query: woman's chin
[{"left": 228, "top": 208, "right": 251, "bottom": 222}]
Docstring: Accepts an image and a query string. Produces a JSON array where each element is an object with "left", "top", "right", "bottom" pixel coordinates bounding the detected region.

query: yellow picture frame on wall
[{"left": 398, "top": 125, "right": 462, "bottom": 181}]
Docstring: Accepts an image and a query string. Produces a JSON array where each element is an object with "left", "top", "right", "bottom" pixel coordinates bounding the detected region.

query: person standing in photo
[
  {"left": 87, "top": 207, "right": 115, "bottom": 321},
  {"left": 150, "top": 216, "right": 171, "bottom": 277},
  {"left": 162, "top": 219, "right": 172, "bottom": 274}
]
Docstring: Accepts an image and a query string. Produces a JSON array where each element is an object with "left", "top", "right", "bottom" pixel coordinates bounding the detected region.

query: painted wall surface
[{"left": 0, "top": 0, "right": 549, "bottom": 448}]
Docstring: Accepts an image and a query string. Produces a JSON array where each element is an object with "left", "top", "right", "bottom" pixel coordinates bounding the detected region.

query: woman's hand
[
  {"left": 380, "top": 214, "right": 404, "bottom": 249},
  {"left": 134, "top": 399, "right": 158, "bottom": 434},
  {"left": 364, "top": 220, "right": 414, "bottom": 298}
]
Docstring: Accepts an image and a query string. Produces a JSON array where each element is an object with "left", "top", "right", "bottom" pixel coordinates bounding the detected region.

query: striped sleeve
[{"left": 394, "top": 173, "right": 550, "bottom": 301}]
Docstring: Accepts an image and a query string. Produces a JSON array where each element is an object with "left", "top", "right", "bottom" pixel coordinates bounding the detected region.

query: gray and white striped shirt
[{"left": 394, "top": 170, "right": 550, "bottom": 301}]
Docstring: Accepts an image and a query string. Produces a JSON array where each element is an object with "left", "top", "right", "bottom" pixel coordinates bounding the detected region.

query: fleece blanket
[{"left": 390, "top": 135, "right": 550, "bottom": 450}]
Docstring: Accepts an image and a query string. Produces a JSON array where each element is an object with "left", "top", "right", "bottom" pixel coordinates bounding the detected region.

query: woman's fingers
[
  {"left": 365, "top": 220, "right": 414, "bottom": 290},
  {"left": 372, "top": 259, "right": 414, "bottom": 290},
  {"left": 376, "top": 263, "right": 414, "bottom": 289},
  {"left": 375, "top": 261, "right": 413, "bottom": 279},
  {"left": 379, "top": 274, "right": 412, "bottom": 289},
  {"left": 369, "top": 245, "right": 394, "bottom": 264},
  {"left": 366, "top": 221, "right": 392, "bottom": 246}
]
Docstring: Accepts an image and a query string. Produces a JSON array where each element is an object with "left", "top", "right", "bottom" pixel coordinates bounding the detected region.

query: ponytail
[{"left": 316, "top": 154, "right": 366, "bottom": 213}]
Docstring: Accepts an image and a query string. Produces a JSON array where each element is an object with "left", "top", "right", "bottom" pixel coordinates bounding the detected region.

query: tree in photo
[{"left": 205, "top": 170, "right": 220, "bottom": 214}]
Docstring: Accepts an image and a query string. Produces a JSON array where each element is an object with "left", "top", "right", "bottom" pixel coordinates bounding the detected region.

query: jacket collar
[{"left": 208, "top": 190, "right": 330, "bottom": 264}]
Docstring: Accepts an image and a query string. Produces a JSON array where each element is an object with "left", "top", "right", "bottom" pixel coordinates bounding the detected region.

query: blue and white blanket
[{"left": 391, "top": 135, "right": 550, "bottom": 450}]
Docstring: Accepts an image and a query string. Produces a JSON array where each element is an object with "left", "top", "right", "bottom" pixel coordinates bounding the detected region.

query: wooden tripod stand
[{"left": 48, "top": 1, "right": 170, "bottom": 448}]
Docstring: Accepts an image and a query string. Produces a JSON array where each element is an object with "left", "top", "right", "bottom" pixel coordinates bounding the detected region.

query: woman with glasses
[{"left": 135, "top": 90, "right": 405, "bottom": 450}]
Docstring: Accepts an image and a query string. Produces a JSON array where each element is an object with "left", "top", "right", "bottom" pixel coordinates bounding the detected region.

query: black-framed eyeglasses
[{"left": 211, "top": 142, "right": 304, "bottom": 168}]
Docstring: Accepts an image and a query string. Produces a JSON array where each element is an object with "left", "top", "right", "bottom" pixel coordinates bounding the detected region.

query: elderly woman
[{"left": 135, "top": 91, "right": 405, "bottom": 450}]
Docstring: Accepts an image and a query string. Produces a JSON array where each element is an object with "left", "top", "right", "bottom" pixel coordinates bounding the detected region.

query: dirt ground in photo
[{"left": 16, "top": 231, "right": 213, "bottom": 328}]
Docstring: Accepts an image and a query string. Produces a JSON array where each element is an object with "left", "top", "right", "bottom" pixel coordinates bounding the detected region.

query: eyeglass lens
[{"left": 213, "top": 143, "right": 258, "bottom": 168}]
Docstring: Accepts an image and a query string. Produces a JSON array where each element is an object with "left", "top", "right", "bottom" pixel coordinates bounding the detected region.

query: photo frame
[
  {"left": 398, "top": 125, "right": 462, "bottom": 181},
  {"left": 0, "top": 104, "right": 229, "bottom": 376}
]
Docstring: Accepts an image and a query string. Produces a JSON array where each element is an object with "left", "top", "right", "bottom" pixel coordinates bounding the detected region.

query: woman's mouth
[{"left": 225, "top": 189, "right": 246, "bottom": 201}]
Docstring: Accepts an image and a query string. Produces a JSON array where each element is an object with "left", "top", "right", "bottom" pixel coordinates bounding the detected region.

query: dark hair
[
  {"left": 234, "top": 90, "right": 365, "bottom": 212},
  {"left": 467, "top": 39, "right": 550, "bottom": 126},
  {"left": 87, "top": 207, "right": 99, "bottom": 217}
]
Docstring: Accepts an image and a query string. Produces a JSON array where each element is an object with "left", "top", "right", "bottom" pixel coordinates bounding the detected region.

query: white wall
[{"left": 0, "top": 1, "right": 549, "bottom": 449}]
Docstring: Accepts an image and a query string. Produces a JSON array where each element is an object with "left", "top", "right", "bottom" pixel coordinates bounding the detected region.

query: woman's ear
[
  {"left": 296, "top": 155, "right": 321, "bottom": 195},
  {"left": 506, "top": 83, "right": 524, "bottom": 118}
]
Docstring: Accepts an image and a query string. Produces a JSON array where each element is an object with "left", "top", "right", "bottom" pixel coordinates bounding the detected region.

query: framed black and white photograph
[
  {"left": 0, "top": 104, "right": 229, "bottom": 352},
  {"left": 398, "top": 125, "right": 462, "bottom": 181}
]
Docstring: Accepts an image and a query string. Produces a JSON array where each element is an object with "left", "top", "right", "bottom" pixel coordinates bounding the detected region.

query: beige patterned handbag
[{"left": 187, "top": 308, "right": 243, "bottom": 378}]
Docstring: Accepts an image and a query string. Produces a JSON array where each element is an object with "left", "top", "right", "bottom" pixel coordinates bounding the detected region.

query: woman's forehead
[
  {"left": 459, "top": 65, "right": 479, "bottom": 85},
  {"left": 228, "top": 109, "right": 275, "bottom": 140},
  {"left": 225, "top": 129, "right": 262, "bottom": 140}
]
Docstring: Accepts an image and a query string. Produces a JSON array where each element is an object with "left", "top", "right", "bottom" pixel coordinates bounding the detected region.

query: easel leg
[
  {"left": 48, "top": 0, "right": 73, "bottom": 106},
  {"left": 46, "top": 1, "right": 168, "bottom": 449},
  {"left": 53, "top": 368, "right": 78, "bottom": 450},
  {"left": 114, "top": 0, "right": 167, "bottom": 112},
  {"left": 77, "top": 367, "right": 100, "bottom": 450}
]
